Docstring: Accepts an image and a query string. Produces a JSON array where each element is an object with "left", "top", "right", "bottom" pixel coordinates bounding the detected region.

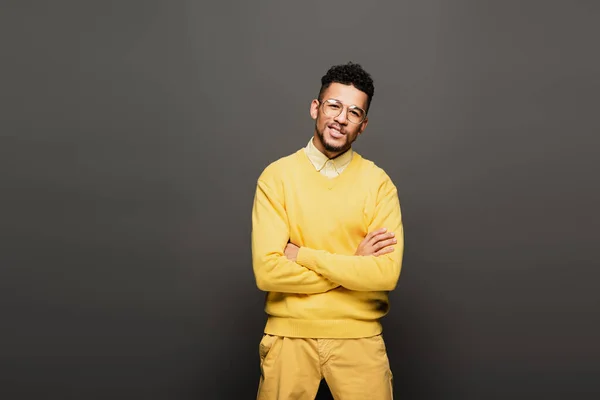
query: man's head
[{"left": 310, "top": 62, "right": 375, "bottom": 158}]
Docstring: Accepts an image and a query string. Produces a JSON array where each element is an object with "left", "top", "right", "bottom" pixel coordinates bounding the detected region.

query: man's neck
[{"left": 311, "top": 136, "right": 351, "bottom": 160}]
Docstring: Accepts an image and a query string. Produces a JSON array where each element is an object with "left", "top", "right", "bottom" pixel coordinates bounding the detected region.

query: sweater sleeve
[
  {"left": 295, "top": 176, "right": 404, "bottom": 292},
  {"left": 251, "top": 177, "right": 340, "bottom": 294}
]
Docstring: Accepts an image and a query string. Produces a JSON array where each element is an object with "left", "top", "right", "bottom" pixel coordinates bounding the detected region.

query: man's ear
[
  {"left": 358, "top": 116, "right": 369, "bottom": 136},
  {"left": 309, "top": 99, "right": 320, "bottom": 120}
]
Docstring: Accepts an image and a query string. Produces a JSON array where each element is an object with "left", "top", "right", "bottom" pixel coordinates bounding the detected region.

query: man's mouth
[{"left": 328, "top": 125, "right": 344, "bottom": 139}]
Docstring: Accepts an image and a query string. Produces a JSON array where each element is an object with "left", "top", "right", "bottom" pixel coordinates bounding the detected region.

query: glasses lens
[
  {"left": 347, "top": 106, "right": 365, "bottom": 124},
  {"left": 322, "top": 100, "right": 342, "bottom": 118}
]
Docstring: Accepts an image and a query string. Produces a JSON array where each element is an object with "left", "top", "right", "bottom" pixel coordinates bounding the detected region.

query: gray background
[{"left": 1, "top": 0, "right": 599, "bottom": 399}]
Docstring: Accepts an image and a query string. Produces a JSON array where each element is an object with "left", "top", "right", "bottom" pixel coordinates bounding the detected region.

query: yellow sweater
[{"left": 251, "top": 148, "right": 404, "bottom": 338}]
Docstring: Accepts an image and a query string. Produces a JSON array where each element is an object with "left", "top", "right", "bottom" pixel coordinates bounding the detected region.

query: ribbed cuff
[{"left": 296, "top": 246, "right": 319, "bottom": 270}]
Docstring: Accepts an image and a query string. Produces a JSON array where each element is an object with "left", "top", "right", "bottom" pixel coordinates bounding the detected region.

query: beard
[{"left": 315, "top": 122, "right": 351, "bottom": 154}]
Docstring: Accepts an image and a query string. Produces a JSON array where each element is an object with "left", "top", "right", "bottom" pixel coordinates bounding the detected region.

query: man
[{"left": 251, "top": 62, "right": 404, "bottom": 399}]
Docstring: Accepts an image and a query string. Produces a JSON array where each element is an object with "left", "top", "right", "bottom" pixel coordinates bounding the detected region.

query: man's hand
[
  {"left": 355, "top": 228, "right": 396, "bottom": 256},
  {"left": 284, "top": 242, "right": 300, "bottom": 262}
]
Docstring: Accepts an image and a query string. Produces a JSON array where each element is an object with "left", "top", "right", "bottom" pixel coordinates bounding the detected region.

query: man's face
[{"left": 310, "top": 82, "right": 369, "bottom": 158}]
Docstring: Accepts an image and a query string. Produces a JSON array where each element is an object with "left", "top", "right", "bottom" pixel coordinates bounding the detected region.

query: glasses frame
[{"left": 318, "top": 98, "right": 367, "bottom": 124}]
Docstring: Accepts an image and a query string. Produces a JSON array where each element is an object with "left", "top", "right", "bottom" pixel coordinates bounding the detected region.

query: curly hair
[{"left": 318, "top": 62, "right": 375, "bottom": 113}]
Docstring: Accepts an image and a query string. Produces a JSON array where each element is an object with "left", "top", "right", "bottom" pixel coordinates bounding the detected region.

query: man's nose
[{"left": 334, "top": 107, "right": 348, "bottom": 124}]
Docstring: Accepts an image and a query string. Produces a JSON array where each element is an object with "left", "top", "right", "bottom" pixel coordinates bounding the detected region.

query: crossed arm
[{"left": 251, "top": 178, "right": 403, "bottom": 293}]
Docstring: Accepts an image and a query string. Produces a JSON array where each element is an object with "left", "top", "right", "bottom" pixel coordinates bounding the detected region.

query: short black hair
[{"left": 318, "top": 62, "right": 375, "bottom": 113}]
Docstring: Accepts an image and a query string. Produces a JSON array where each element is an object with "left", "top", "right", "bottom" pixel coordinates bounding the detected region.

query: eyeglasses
[{"left": 318, "top": 98, "right": 367, "bottom": 124}]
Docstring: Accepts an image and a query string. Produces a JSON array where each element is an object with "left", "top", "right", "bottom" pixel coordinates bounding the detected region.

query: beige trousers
[{"left": 256, "top": 334, "right": 394, "bottom": 400}]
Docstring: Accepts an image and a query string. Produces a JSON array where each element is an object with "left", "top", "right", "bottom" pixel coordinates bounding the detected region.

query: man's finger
[
  {"left": 372, "top": 231, "right": 394, "bottom": 245},
  {"left": 366, "top": 228, "right": 387, "bottom": 243},
  {"left": 366, "top": 228, "right": 386, "bottom": 240},
  {"left": 374, "top": 238, "right": 397, "bottom": 251},
  {"left": 374, "top": 246, "right": 394, "bottom": 257}
]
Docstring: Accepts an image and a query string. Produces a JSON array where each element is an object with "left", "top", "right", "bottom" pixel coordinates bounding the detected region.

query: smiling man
[{"left": 251, "top": 62, "right": 404, "bottom": 399}]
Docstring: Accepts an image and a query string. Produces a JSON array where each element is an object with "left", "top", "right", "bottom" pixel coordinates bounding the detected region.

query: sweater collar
[{"left": 304, "top": 137, "right": 354, "bottom": 173}]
